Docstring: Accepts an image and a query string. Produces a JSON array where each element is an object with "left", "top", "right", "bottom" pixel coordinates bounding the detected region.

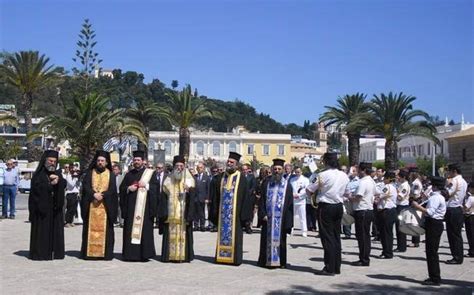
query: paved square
[{"left": 1, "top": 194, "right": 472, "bottom": 294}]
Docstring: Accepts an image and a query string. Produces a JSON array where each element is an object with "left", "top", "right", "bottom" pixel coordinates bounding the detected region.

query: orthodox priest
[
  {"left": 29, "top": 150, "right": 66, "bottom": 260},
  {"left": 156, "top": 155, "right": 196, "bottom": 262},
  {"left": 80, "top": 150, "right": 118, "bottom": 260},
  {"left": 120, "top": 150, "right": 156, "bottom": 261},
  {"left": 209, "top": 152, "right": 252, "bottom": 266},
  {"left": 257, "top": 158, "right": 293, "bottom": 268}
]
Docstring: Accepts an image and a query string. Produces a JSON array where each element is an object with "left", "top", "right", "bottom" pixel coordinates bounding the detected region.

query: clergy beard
[
  {"left": 271, "top": 173, "right": 283, "bottom": 183},
  {"left": 44, "top": 163, "right": 56, "bottom": 173},
  {"left": 172, "top": 170, "right": 183, "bottom": 181},
  {"left": 226, "top": 165, "right": 236, "bottom": 174},
  {"left": 96, "top": 166, "right": 106, "bottom": 173}
]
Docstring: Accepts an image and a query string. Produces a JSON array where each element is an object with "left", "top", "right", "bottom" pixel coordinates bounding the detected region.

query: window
[
  {"left": 427, "top": 142, "right": 431, "bottom": 156},
  {"left": 462, "top": 148, "right": 467, "bottom": 162},
  {"left": 229, "top": 141, "right": 237, "bottom": 153},
  {"left": 278, "top": 144, "right": 285, "bottom": 156},
  {"left": 196, "top": 141, "right": 204, "bottom": 156},
  {"left": 164, "top": 140, "right": 172, "bottom": 156},
  {"left": 212, "top": 141, "right": 221, "bottom": 156},
  {"left": 262, "top": 144, "right": 270, "bottom": 156},
  {"left": 247, "top": 144, "right": 254, "bottom": 155}
]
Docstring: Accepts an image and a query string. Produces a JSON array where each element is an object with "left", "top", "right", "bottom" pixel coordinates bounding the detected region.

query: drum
[
  {"left": 398, "top": 208, "right": 425, "bottom": 236},
  {"left": 342, "top": 201, "right": 354, "bottom": 225}
]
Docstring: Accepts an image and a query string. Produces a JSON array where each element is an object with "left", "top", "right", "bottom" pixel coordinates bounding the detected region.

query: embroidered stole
[
  {"left": 131, "top": 168, "right": 154, "bottom": 244},
  {"left": 87, "top": 169, "right": 110, "bottom": 257},
  {"left": 163, "top": 171, "right": 195, "bottom": 261},
  {"left": 216, "top": 171, "right": 241, "bottom": 264},
  {"left": 266, "top": 179, "right": 287, "bottom": 267}
]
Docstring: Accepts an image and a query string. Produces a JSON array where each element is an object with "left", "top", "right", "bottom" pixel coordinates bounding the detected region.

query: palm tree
[
  {"left": 320, "top": 93, "right": 370, "bottom": 166},
  {"left": 160, "top": 85, "right": 220, "bottom": 159},
  {"left": 0, "top": 114, "right": 18, "bottom": 127},
  {"left": 29, "top": 93, "right": 146, "bottom": 169},
  {"left": 368, "top": 92, "right": 437, "bottom": 171},
  {"left": 125, "top": 100, "right": 169, "bottom": 156},
  {"left": 0, "top": 51, "right": 61, "bottom": 161}
]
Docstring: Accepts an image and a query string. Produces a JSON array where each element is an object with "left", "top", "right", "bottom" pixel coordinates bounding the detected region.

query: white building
[
  {"left": 397, "top": 115, "right": 473, "bottom": 163},
  {"left": 148, "top": 126, "right": 292, "bottom": 166},
  {"left": 359, "top": 137, "right": 386, "bottom": 162}
]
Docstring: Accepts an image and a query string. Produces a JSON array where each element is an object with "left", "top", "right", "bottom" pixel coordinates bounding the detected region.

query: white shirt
[
  {"left": 397, "top": 181, "right": 411, "bottom": 206},
  {"left": 353, "top": 175, "right": 376, "bottom": 211},
  {"left": 426, "top": 191, "right": 447, "bottom": 220},
  {"left": 411, "top": 178, "right": 423, "bottom": 198},
  {"left": 377, "top": 183, "right": 397, "bottom": 210},
  {"left": 64, "top": 173, "right": 80, "bottom": 194},
  {"left": 447, "top": 175, "right": 468, "bottom": 208},
  {"left": 464, "top": 192, "right": 474, "bottom": 215},
  {"left": 290, "top": 175, "right": 310, "bottom": 205},
  {"left": 306, "top": 169, "right": 349, "bottom": 204}
]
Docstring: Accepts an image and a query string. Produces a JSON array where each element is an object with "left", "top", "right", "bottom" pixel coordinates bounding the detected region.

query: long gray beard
[
  {"left": 45, "top": 164, "right": 56, "bottom": 172},
  {"left": 272, "top": 173, "right": 282, "bottom": 183},
  {"left": 172, "top": 170, "right": 183, "bottom": 181},
  {"left": 226, "top": 166, "right": 236, "bottom": 174}
]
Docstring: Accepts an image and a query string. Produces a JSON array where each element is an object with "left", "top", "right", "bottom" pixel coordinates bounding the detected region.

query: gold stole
[
  {"left": 163, "top": 171, "right": 195, "bottom": 261},
  {"left": 131, "top": 168, "right": 154, "bottom": 244},
  {"left": 87, "top": 169, "right": 110, "bottom": 258},
  {"left": 216, "top": 171, "right": 241, "bottom": 264}
]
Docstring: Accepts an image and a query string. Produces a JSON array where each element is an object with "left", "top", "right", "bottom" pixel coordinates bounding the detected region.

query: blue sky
[{"left": 1, "top": 0, "right": 473, "bottom": 126}]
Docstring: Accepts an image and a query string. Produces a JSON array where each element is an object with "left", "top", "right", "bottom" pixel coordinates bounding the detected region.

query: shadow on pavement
[
  {"left": 13, "top": 250, "right": 29, "bottom": 258},
  {"left": 193, "top": 254, "right": 214, "bottom": 263},
  {"left": 289, "top": 243, "right": 323, "bottom": 250},
  {"left": 65, "top": 250, "right": 81, "bottom": 259},
  {"left": 367, "top": 274, "right": 474, "bottom": 290}
]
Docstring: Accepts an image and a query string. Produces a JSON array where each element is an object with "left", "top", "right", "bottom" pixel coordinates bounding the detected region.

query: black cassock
[
  {"left": 80, "top": 169, "right": 118, "bottom": 260},
  {"left": 119, "top": 167, "right": 156, "bottom": 261},
  {"left": 209, "top": 172, "right": 253, "bottom": 265},
  {"left": 257, "top": 179, "right": 293, "bottom": 268},
  {"left": 28, "top": 169, "right": 66, "bottom": 260},
  {"left": 154, "top": 176, "right": 196, "bottom": 262}
]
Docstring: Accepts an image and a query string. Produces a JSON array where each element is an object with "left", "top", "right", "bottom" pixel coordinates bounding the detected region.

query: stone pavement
[{"left": 0, "top": 194, "right": 473, "bottom": 294}]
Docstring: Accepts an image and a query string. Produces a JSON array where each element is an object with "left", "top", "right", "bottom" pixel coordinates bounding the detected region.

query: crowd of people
[{"left": 21, "top": 149, "right": 474, "bottom": 286}]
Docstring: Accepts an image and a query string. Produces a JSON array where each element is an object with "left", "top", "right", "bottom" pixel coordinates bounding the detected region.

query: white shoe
[{"left": 302, "top": 232, "right": 308, "bottom": 237}]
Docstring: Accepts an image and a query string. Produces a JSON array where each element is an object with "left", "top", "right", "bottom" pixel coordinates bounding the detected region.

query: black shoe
[
  {"left": 377, "top": 254, "right": 392, "bottom": 259},
  {"left": 465, "top": 254, "right": 474, "bottom": 258},
  {"left": 445, "top": 259, "right": 462, "bottom": 265},
  {"left": 246, "top": 228, "right": 253, "bottom": 234},
  {"left": 422, "top": 278, "right": 440, "bottom": 286},
  {"left": 393, "top": 249, "right": 406, "bottom": 253},
  {"left": 372, "top": 237, "right": 380, "bottom": 241},
  {"left": 316, "top": 268, "right": 335, "bottom": 276},
  {"left": 351, "top": 260, "right": 369, "bottom": 266},
  {"left": 0, "top": 216, "right": 7, "bottom": 219},
  {"left": 210, "top": 227, "right": 217, "bottom": 232},
  {"left": 199, "top": 227, "right": 205, "bottom": 232},
  {"left": 342, "top": 236, "right": 351, "bottom": 240},
  {"left": 9, "top": 216, "right": 15, "bottom": 220}
]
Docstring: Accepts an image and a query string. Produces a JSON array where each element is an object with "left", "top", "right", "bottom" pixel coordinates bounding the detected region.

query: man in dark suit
[
  {"left": 194, "top": 162, "right": 210, "bottom": 231},
  {"left": 154, "top": 162, "right": 168, "bottom": 229},
  {"left": 242, "top": 164, "right": 257, "bottom": 234}
]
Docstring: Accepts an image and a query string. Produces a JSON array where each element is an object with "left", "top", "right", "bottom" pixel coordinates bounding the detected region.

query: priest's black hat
[
  {"left": 89, "top": 150, "right": 112, "bottom": 171},
  {"left": 44, "top": 150, "right": 59, "bottom": 159},
  {"left": 133, "top": 150, "right": 146, "bottom": 160},
  {"left": 228, "top": 152, "right": 242, "bottom": 162},
  {"left": 173, "top": 155, "right": 185, "bottom": 166},
  {"left": 272, "top": 158, "right": 285, "bottom": 167},
  {"left": 430, "top": 176, "right": 446, "bottom": 189},
  {"left": 95, "top": 150, "right": 110, "bottom": 160}
]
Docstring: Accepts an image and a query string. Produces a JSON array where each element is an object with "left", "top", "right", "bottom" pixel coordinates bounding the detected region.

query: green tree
[
  {"left": 171, "top": 80, "right": 179, "bottom": 89},
  {"left": 30, "top": 93, "right": 146, "bottom": 169},
  {"left": 320, "top": 93, "right": 370, "bottom": 166},
  {"left": 72, "top": 18, "right": 102, "bottom": 96},
  {"left": 161, "top": 85, "right": 220, "bottom": 159},
  {"left": 0, "top": 138, "right": 22, "bottom": 161},
  {"left": 0, "top": 51, "right": 61, "bottom": 161},
  {"left": 368, "top": 92, "right": 437, "bottom": 171}
]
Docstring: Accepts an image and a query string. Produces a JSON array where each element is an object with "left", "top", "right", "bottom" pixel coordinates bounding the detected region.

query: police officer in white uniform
[
  {"left": 445, "top": 163, "right": 468, "bottom": 264},
  {"left": 306, "top": 153, "right": 349, "bottom": 276},
  {"left": 376, "top": 171, "right": 398, "bottom": 259},
  {"left": 411, "top": 176, "right": 447, "bottom": 286},
  {"left": 394, "top": 169, "right": 410, "bottom": 252},
  {"left": 349, "top": 162, "right": 376, "bottom": 266}
]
